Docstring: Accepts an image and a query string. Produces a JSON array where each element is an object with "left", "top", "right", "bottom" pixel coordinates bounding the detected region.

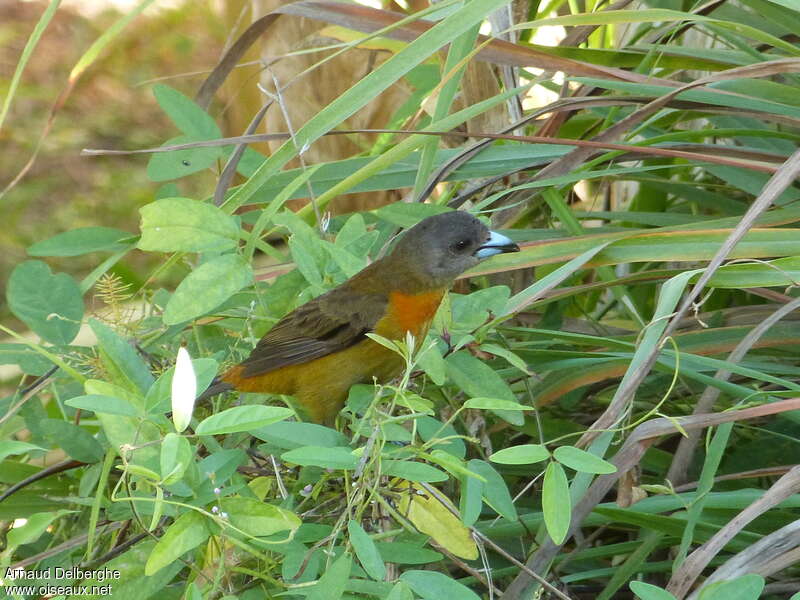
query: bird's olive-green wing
[{"left": 238, "top": 286, "right": 388, "bottom": 378}]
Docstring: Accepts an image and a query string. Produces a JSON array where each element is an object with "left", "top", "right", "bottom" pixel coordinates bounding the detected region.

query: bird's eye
[{"left": 453, "top": 239, "right": 470, "bottom": 252}]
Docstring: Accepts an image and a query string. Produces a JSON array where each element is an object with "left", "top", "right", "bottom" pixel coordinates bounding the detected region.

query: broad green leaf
[
  {"left": 459, "top": 466, "right": 484, "bottom": 527},
  {"left": 147, "top": 134, "right": 224, "bottom": 181},
  {"left": 543, "top": 461, "right": 571, "bottom": 544},
  {"left": 382, "top": 460, "right": 448, "bottom": 482},
  {"left": 416, "top": 416, "right": 466, "bottom": 459},
  {"left": 385, "top": 582, "right": 414, "bottom": 600},
  {"left": 698, "top": 574, "right": 765, "bottom": 600},
  {"left": 307, "top": 554, "right": 351, "bottom": 600},
  {"left": 630, "top": 581, "right": 678, "bottom": 600},
  {"left": 65, "top": 394, "right": 139, "bottom": 417},
  {"left": 398, "top": 481, "right": 477, "bottom": 560},
  {"left": 145, "top": 511, "right": 210, "bottom": 575},
  {"left": 195, "top": 405, "right": 293, "bottom": 435},
  {"left": 0, "top": 441, "right": 46, "bottom": 463},
  {"left": 400, "top": 570, "right": 481, "bottom": 600},
  {"left": 40, "top": 418, "right": 104, "bottom": 463},
  {"left": 163, "top": 254, "right": 253, "bottom": 325},
  {"left": 463, "top": 397, "right": 531, "bottom": 411},
  {"left": 153, "top": 84, "right": 221, "bottom": 139},
  {"left": 250, "top": 421, "right": 348, "bottom": 450},
  {"left": 554, "top": 446, "right": 617, "bottom": 474},
  {"left": 467, "top": 459, "right": 517, "bottom": 521},
  {"left": 7, "top": 260, "right": 83, "bottom": 345},
  {"left": 7, "top": 510, "right": 72, "bottom": 550},
  {"left": 138, "top": 198, "right": 239, "bottom": 253},
  {"left": 160, "top": 433, "right": 192, "bottom": 485},
  {"left": 281, "top": 446, "right": 357, "bottom": 470},
  {"left": 0, "top": 343, "right": 52, "bottom": 375},
  {"left": 446, "top": 351, "right": 522, "bottom": 425},
  {"left": 27, "top": 227, "right": 132, "bottom": 257},
  {"left": 376, "top": 542, "right": 443, "bottom": 565},
  {"left": 490, "top": 444, "right": 550, "bottom": 465},
  {"left": 90, "top": 318, "right": 154, "bottom": 394},
  {"left": 224, "top": 497, "right": 301, "bottom": 537},
  {"left": 348, "top": 520, "right": 386, "bottom": 581}
]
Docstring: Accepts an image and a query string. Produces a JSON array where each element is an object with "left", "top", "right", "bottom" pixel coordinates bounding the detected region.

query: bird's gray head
[{"left": 391, "top": 211, "right": 519, "bottom": 287}]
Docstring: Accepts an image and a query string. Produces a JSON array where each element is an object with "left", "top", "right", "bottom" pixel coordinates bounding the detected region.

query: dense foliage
[{"left": 3, "top": 1, "right": 800, "bottom": 599}]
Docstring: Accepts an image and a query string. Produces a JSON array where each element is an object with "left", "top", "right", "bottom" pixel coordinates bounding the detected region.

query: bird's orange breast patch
[{"left": 379, "top": 289, "right": 445, "bottom": 338}]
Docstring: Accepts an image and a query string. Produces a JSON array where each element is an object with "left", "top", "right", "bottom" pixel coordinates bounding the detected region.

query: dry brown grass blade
[
  {"left": 500, "top": 398, "right": 800, "bottom": 600},
  {"left": 213, "top": 100, "right": 272, "bottom": 206},
  {"left": 687, "top": 520, "right": 800, "bottom": 599},
  {"left": 194, "top": 0, "right": 676, "bottom": 112},
  {"left": 668, "top": 465, "right": 800, "bottom": 598},
  {"left": 499, "top": 58, "right": 800, "bottom": 228},
  {"left": 81, "top": 128, "right": 788, "bottom": 176},
  {"left": 666, "top": 296, "right": 800, "bottom": 486},
  {"left": 560, "top": 78, "right": 800, "bottom": 452}
]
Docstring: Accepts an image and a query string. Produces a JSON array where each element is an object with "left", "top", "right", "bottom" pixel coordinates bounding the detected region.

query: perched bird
[{"left": 199, "top": 211, "right": 519, "bottom": 425}]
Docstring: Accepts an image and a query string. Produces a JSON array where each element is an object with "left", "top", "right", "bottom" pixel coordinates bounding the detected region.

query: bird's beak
[{"left": 476, "top": 230, "right": 520, "bottom": 259}]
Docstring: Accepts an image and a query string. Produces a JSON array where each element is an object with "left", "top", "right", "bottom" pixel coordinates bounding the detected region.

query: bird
[{"left": 198, "top": 211, "right": 519, "bottom": 425}]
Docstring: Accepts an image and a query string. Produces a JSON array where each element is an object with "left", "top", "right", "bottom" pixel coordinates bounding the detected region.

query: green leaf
[
  {"left": 463, "top": 397, "right": 531, "bottom": 411},
  {"left": 376, "top": 542, "right": 443, "bottom": 565},
  {"left": 467, "top": 459, "right": 517, "bottom": 521},
  {"left": 195, "top": 405, "right": 293, "bottom": 435},
  {"left": 138, "top": 198, "right": 239, "bottom": 253},
  {"left": 543, "top": 461, "right": 571, "bottom": 544},
  {"left": 416, "top": 416, "right": 466, "bottom": 459},
  {"left": 145, "top": 510, "right": 210, "bottom": 575},
  {"left": 0, "top": 343, "right": 52, "bottom": 375},
  {"left": 281, "top": 446, "right": 357, "bottom": 470},
  {"left": 459, "top": 466, "right": 484, "bottom": 527},
  {"left": 307, "top": 553, "right": 351, "bottom": 600},
  {"left": 553, "top": 446, "right": 617, "bottom": 474},
  {"left": 153, "top": 84, "right": 221, "bottom": 139},
  {"left": 7, "top": 260, "right": 83, "bottom": 345},
  {"left": 163, "top": 254, "right": 253, "bottom": 325},
  {"left": 382, "top": 460, "right": 448, "bottom": 482},
  {"left": 160, "top": 433, "right": 192, "bottom": 485},
  {"left": 224, "top": 497, "right": 301, "bottom": 537},
  {"left": 445, "top": 351, "right": 522, "bottom": 425},
  {"left": 65, "top": 394, "right": 139, "bottom": 417},
  {"left": 147, "top": 135, "right": 225, "bottom": 181},
  {"left": 400, "top": 570, "right": 481, "bottom": 600},
  {"left": 90, "top": 318, "right": 154, "bottom": 394},
  {"left": 6, "top": 510, "right": 72, "bottom": 550},
  {"left": 348, "top": 520, "right": 386, "bottom": 581},
  {"left": 27, "top": 227, "right": 133, "bottom": 257},
  {"left": 250, "top": 421, "right": 348, "bottom": 450},
  {"left": 630, "top": 582, "right": 678, "bottom": 600},
  {"left": 698, "top": 575, "right": 765, "bottom": 600},
  {"left": 385, "top": 582, "right": 414, "bottom": 600},
  {"left": 490, "top": 444, "right": 550, "bottom": 465},
  {"left": 40, "top": 419, "right": 104, "bottom": 463},
  {"left": 0, "top": 441, "right": 46, "bottom": 463}
]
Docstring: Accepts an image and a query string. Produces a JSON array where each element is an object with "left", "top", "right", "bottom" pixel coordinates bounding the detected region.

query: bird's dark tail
[{"left": 197, "top": 377, "right": 234, "bottom": 404}]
